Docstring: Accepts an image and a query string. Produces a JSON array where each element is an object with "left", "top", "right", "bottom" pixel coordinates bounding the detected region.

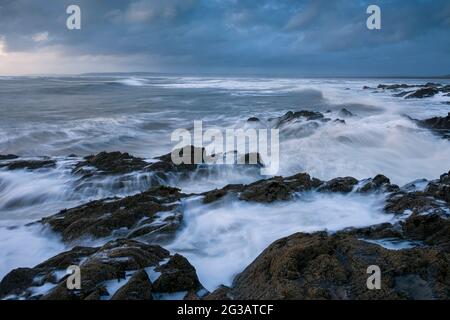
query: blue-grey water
[{"left": 1, "top": 75, "right": 450, "bottom": 290}]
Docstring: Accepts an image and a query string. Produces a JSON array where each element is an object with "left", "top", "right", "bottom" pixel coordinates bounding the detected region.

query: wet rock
[
  {"left": 338, "top": 108, "right": 354, "bottom": 118},
  {"left": 425, "top": 170, "right": 450, "bottom": 203},
  {"left": 406, "top": 87, "right": 439, "bottom": 99},
  {"left": 0, "top": 159, "right": 56, "bottom": 170},
  {"left": 247, "top": 117, "right": 260, "bottom": 122},
  {"left": 73, "top": 151, "right": 148, "bottom": 176},
  {"left": 203, "top": 285, "right": 232, "bottom": 300},
  {"left": 357, "top": 175, "right": 399, "bottom": 193},
  {"left": 239, "top": 178, "right": 293, "bottom": 203},
  {"left": 0, "top": 268, "right": 41, "bottom": 298},
  {"left": 40, "top": 186, "right": 183, "bottom": 242},
  {"left": 111, "top": 269, "right": 153, "bottom": 300},
  {"left": 152, "top": 254, "right": 203, "bottom": 293},
  {"left": 202, "top": 184, "right": 244, "bottom": 204},
  {"left": 402, "top": 214, "right": 450, "bottom": 248},
  {"left": 363, "top": 86, "right": 371, "bottom": 90},
  {"left": 0, "top": 154, "right": 19, "bottom": 160},
  {"left": 0, "top": 239, "right": 173, "bottom": 300},
  {"left": 239, "top": 173, "right": 321, "bottom": 203},
  {"left": 317, "top": 177, "right": 359, "bottom": 193},
  {"left": 420, "top": 113, "right": 450, "bottom": 131},
  {"left": 384, "top": 191, "right": 446, "bottom": 216},
  {"left": 334, "top": 119, "right": 346, "bottom": 124},
  {"left": 273, "top": 110, "right": 324, "bottom": 128},
  {"left": 229, "top": 232, "right": 450, "bottom": 300},
  {"left": 148, "top": 145, "right": 206, "bottom": 174},
  {"left": 378, "top": 84, "right": 413, "bottom": 90}
]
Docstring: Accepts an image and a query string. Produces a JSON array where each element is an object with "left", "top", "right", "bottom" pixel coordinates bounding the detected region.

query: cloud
[
  {"left": 0, "top": 0, "right": 449, "bottom": 75},
  {"left": 32, "top": 31, "right": 49, "bottom": 42}
]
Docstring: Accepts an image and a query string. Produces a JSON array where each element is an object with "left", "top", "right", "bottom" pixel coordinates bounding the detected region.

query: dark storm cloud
[{"left": 0, "top": 0, "right": 449, "bottom": 75}]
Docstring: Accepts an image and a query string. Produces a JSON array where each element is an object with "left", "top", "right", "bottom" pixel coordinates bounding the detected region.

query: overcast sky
[{"left": 0, "top": 0, "right": 449, "bottom": 76}]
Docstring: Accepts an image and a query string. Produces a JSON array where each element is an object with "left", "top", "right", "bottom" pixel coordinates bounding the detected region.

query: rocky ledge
[
  {"left": 0, "top": 239, "right": 205, "bottom": 300},
  {"left": 373, "top": 83, "right": 450, "bottom": 100}
]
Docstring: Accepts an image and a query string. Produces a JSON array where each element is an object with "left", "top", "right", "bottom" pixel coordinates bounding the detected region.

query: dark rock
[
  {"left": 273, "top": 111, "right": 324, "bottom": 128},
  {"left": 240, "top": 178, "right": 293, "bottom": 203},
  {"left": 40, "top": 186, "right": 183, "bottom": 242},
  {"left": 357, "top": 175, "right": 399, "bottom": 193},
  {"left": 363, "top": 86, "right": 371, "bottom": 90},
  {"left": 334, "top": 119, "right": 346, "bottom": 124},
  {"left": 420, "top": 113, "right": 450, "bottom": 131},
  {"left": 111, "top": 269, "right": 153, "bottom": 300},
  {"left": 148, "top": 145, "right": 206, "bottom": 174},
  {"left": 0, "top": 268, "right": 40, "bottom": 298},
  {"left": 402, "top": 214, "right": 450, "bottom": 248},
  {"left": 0, "top": 239, "right": 174, "bottom": 300},
  {"left": 406, "top": 87, "right": 439, "bottom": 99},
  {"left": 152, "top": 254, "right": 202, "bottom": 293},
  {"left": 247, "top": 117, "right": 260, "bottom": 122},
  {"left": 229, "top": 232, "right": 450, "bottom": 300},
  {"left": 425, "top": 170, "right": 450, "bottom": 203},
  {"left": 203, "top": 285, "right": 232, "bottom": 300},
  {"left": 0, "top": 159, "right": 56, "bottom": 170},
  {"left": 378, "top": 84, "right": 413, "bottom": 90},
  {"left": 239, "top": 173, "right": 321, "bottom": 203},
  {"left": 73, "top": 151, "right": 148, "bottom": 176},
  {"left": 0, "top": 154, "right": 19, "bottom": 160},
  {"left": 317, "top": 177, "right": 359, "bottom": 193},
  {"left": 384, "top": 191, "right": 446, "bottom": 216},
  {"left": 338, "top": 108, "right": 354, "bottom": 118}
]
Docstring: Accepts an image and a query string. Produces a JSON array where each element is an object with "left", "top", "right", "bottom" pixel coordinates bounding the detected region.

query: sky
[{"left": 0, "top": 0, "right": 449, "bottom": 76}]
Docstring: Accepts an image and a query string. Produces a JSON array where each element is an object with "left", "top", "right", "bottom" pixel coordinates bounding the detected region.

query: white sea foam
[{"left": 167, "top": 192, "right": 395, "bottom": 292}]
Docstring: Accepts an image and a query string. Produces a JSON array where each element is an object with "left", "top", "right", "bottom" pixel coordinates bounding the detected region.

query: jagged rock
[
  {"left": 425, "top": 170, "right": 450, "bottom": 203},
  {"left": 147, "top": 145, "right": 206, "bottom": 174},
  {"left": 384, "top": 191, "right": 446, "bottom": 216},
  {"left": 40, "top": 186, "right": 183, "bottom": 242},
  {"left": 229, "top": 232, "right": 450, "bottom": 300},
  {"left": 203, "top": 285, "right": 232, "bottom": 300},
  {"left": 317, "top": 177, "right": 359, "bottom": 193},
  {"left": 152, "top": 254, "right": 203, "bottom": 293},
  {"left": 73, "top": 151, "right": 148, "bottom": 176},
  {"left": 273, "top": 111, "right": 324, "bottom": 128},
  {"left": 420, "top": 113, "right": 450, "bottom": 131},
  {"left": 0, "top": 239, "right": 173, "bottom": 300},
  {"left": 202, "top": 184, "right": 244, "bottom": 204},
  {"left": 378, "top": 84, "right": 413, "bottom": 90},
  {"left": 111, "top": 269, "right": 153, "bottom": 300},
  {"left": 0, "top": 154, "right": 19, "bottom": 160},
  {"left": 0, "top": 159, "right": 56, "bottom": 170},
  {"left": 406, "top": 87, "right": 439, "bottom": 99},
  {"left": 338, "top": 108, "right": 354, "bottom": 118},
  {"left": 402, "top": 214, "right": 450, "bottom": 248},
  {"left": 239, "top": 173, "right": 321, "bottom": 203},
  {"left": 357, "top": 175, "right": 399, "bottom": 193},
  {"left": 240, "top": 178, "right": 293, "bottom": 203}
]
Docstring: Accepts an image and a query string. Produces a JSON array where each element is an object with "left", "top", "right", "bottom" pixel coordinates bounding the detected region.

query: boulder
[
  {"left": 229, "top": 232, "right": 450, "bottom": 300},
  {"left": 152, "top": 254, "right": 203, "bottom": 293},
  {"left": 406, "top": 87, "right": 439, "bottom": 99},
  {"left": 111, "top": 269, "right": 153, "bottom": 300},
  {"left": 40, "top": 186, "right": 183, "bottom": 242},
  {"left": 317, "top": 177, "right": 359, "bottom": 193},
  {"left": 73, "top": 151, "right": 148, "bottom": 176}
]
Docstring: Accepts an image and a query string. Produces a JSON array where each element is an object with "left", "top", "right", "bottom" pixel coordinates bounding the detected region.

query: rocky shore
[{"left": 1, "top": 106, "right": 450, "bottom": 300}]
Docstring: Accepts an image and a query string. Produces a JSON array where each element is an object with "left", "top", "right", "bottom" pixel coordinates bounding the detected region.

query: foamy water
[
  {"left": 0, "top": 75, "right": 449, "bottom": 290},
  {"left": 167, "top": 192, "right": 395, "bottom": 291}
]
